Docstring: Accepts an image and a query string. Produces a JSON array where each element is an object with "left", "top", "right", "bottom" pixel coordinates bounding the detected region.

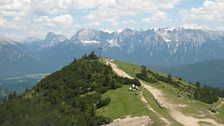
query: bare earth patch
[{"left": 103, "top": 116, "right": 152, "bottom": 126}]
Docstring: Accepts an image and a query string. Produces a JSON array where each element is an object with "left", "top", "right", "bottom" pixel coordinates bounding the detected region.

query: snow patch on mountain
[
  {"left": 108, "top": 39, "right": 120, "bottom": 47},
  {"left": 100, "top": 29, "right": 113, "bottom": 34},
  {"left": 164, "top": 38, "right": 171, "bottom": 43},
  {"left": 43, "top": 32, "right": 66, "bottom": 47},
  {"left": 72, "top": 28, "right": 99, "bottom": 41},
  {"left": 81, "top": 40, "right": 100, "bottom": 44}
]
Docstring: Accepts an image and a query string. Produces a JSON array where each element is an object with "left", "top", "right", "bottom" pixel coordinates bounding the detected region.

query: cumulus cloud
[
  {"left": 0, "top": 0, "right": 181, "bottom": 30},
  {"left": 28, "top": 30, "right": 47, "bottom": 39},
  {"left": 182, "top": 23, "right": 208, "bottom": 30},
  {"left": 0, "top": 17, "right": 27, "bottom": 29},
  {"left": 142, "top": 11, "right": 167, "bottom": 23},
  {"left": 122, "top": 19, "right": 137, "bottom": 25},
  {"left": 3, "top": 0, "right": 223, "bottom": 40},
  {"left": 0, "top": 17, "right": 5, "bottom": 26},
  {"left": 52, "top": 14, "right": 74, "bottom": 26},
  {"left": 0, "top": 0, "right": 31, "bottom": 17},
  {"left": 84, "top": 0, "right": 180, "bottom": 23},
  {"left": 34, "top": 14, "right": 74, "bottom": 27},
  {"left": 180, "top": 0, "right": 224, "bottom": 21}
]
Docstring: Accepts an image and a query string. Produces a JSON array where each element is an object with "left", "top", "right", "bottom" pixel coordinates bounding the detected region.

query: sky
[{"left": 0, "top": 0, "right": 224, "bottom": 40}]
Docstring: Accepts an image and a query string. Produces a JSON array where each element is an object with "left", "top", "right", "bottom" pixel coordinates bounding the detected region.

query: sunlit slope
[{"left": 103, "top": 60, "right": 224, "bottom": 126}]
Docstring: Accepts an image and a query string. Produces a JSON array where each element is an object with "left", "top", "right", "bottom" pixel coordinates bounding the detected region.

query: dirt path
[
  {"left": 139, "top": 91, "right": 171, "bottom": 126},
  {"left": 107, "top": 60, "right": 171, "bottom": 125},
  {"left": 141, "top": 81, "right": 223, "bottom": 126},
  {"left": 107, "top": 60, "right": 224, "bottom": 126},
  {"left": 106, "top": 60, "right": 133, "bottom": 79},
  {"left": 217, "top": 101, "right": 224, "bottom": 108}
]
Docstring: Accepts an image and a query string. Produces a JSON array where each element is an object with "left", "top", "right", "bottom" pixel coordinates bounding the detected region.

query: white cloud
[
  {"left": 84, "top": 7, "right": 135, "bottom": 23},
  {"left": 122, "top": 19, "right": 137, "bottom": 25},
  {"left": 182, "top": 23, "right": 208, "bottom": 30},
  {"left": 180, "top": 0, "right": 224, "bottom": 21},
  {"left": 0, "top": 0, "right": 180, "bottom": 22},
  {"left": 28, "top": 30, "right": 47, "bottom": 39},
  {"left": 3, "top": 0, "right": 214, "bottom": 40},
  {"left": 52, "top": 14, "right": 74, "bottom": 25},
  {"left": 142, "top": 11, "right": 167, "bottom": 23},
  {"left": 0, "top": 0, "right": 31, "bottom": 17},
  {"left": 0, "top": 17, "right": 27, "bottom": 29},
  {"left": 0, "top": 0, "right": 180, "bottom": 23},
  {"left": 84, "top": 0, "right": 180, "bottom": 23},
  {"left": 3, "top": 33, "right": 24, "bottom": 41},
  {"left": 0, "top": 17, "right": 6, "bottom": 26},
  {"left": 34, "top": 14, "right": 74, "bottom": 27},
  {"left": 30, "top": 0, "right": 102, "bottom": 16}
]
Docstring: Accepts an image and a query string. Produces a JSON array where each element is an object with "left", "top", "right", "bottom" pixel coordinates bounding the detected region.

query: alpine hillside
[
  {"left": 1, "top": 53, "right": 224, "bottom": 126},
  {"left": 0, "top": 52, "right": 141, "bottom": 125}
]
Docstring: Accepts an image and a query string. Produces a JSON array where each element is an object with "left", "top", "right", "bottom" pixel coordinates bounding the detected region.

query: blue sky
[{"left": 0, "top": 0, "right": 223, "bottom": 40}]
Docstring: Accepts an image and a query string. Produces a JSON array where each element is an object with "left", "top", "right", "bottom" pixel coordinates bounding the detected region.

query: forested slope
[{"left": 0, "top": 52, "right": 139, "bottom": 126}]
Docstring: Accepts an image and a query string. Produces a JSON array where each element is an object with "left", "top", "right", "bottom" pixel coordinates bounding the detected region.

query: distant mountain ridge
[
  {"left": 0, "top": 28, "right": 224, "bottom": 84},
  {"left": 28, "top": 28, "right": 224, "bottom": 66},
  {"left": 0, "top": 38, "right": 45, "bottom": 76}
]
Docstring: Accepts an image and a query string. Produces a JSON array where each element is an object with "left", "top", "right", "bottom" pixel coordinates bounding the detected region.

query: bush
[
  {"left": 96, "top": 87, "right": 108, "bottom": 94},
  {"left": 152, "top": 73, "right": 179, "bottom": 88},
  {"left": 121, "top": 77, "right": 141, "bottom": 86},
  {"left": 193, "top": 84, "right": 219, "bottom": 104},
  {"left": 96, "top": 98, "right": 111, "bottom": 109},
  {"left": 87, "top": 51, "right": 98, "bottom": 60},
  {"left": 129, "top": 79, "right": 141, "bottom": 86},
  {"left": 136, "top": 73, "right": 157, "bottom": 83}
]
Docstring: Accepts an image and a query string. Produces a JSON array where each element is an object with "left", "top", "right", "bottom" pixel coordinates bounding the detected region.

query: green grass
[
  {"left": 96, "top": 85, "right": 166, "bottom": 126},
  {"left": 210, "top": 98, "right": 224, "bottom": 123},
  {"left": 113, "top": 60, "right": 141, "bottom": 77},
  {"left": 96, "top": 85, "right": 149, "bottom": 119},
  {"left": 214, "top": 98, "right": 224, "bottom": 109}
]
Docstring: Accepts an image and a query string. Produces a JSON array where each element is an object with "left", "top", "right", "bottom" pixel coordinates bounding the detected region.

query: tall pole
[{"left": 98, "top": 47, "right": 102, "bottom": 58}]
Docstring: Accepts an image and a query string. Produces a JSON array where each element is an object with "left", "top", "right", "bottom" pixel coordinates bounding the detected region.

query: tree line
[{"left": 136, "top": 65, "right": 224, "bottom": 104}]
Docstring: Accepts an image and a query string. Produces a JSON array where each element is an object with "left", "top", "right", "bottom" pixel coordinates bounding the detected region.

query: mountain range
[{"left": 1, "top": 28, "right": 224, "bottom": 87}]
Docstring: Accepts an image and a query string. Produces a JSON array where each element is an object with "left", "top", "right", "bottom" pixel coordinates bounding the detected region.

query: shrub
[
  {"left": 136, "top": 73, "right": 157, "bottom": 83},
  {"left": 96, "top": 98, "right": 111, "bottom": 109}
]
